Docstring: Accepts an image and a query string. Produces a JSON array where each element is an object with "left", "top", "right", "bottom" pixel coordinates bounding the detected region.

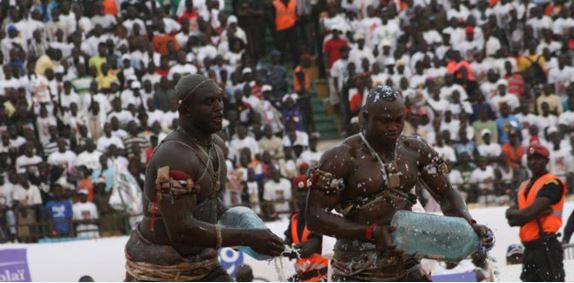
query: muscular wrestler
[
  {"left": 124, "top": 75, "right": 284, "bottom": 281},
  {"left": 306, "top": 85, "right": 494, "bottom": 281}
]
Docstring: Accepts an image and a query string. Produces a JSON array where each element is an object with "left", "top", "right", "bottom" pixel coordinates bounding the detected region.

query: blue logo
[{"left": 218, "top": 248, "right": 244, "bottom": 279}]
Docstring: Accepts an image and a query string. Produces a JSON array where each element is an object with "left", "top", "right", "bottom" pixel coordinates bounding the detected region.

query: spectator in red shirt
[
  {"left": 323, "top": 27, "right": 348, "bottom": 70},
  {"left": 145, "top": 135, "right": 158, "bottom": 165},
  {"left": 178, "top": 0, "right": 199, "bottom": 27},
  {"left": 504, "top": 61, "right": 525, "bottom": 98}
]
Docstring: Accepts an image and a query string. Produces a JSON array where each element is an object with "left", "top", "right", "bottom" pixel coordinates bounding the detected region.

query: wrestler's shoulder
[
  {"left": 320, "top": 135, "right": 361, "bottom": 160},
  {"left": 150, "top": 132, "right": 198, "bottom": 163},
  {"left": 212, "top": 133, "right": 226, "bottom": 150},
  {"left": 334, "top": 134, "right": 364, "bottom": 152},
  {"left": 399, "top": 135, "right": 433, "bottom": 152}
]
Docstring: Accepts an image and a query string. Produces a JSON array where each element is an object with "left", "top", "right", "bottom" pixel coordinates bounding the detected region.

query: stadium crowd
[{"left": 0, "top": 0, "right": 573, "bottom": 244}]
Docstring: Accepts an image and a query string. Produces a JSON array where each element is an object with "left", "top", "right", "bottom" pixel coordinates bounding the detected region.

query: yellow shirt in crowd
[{"left": 96, "top": 73, "right": 119, "bottom": 90}]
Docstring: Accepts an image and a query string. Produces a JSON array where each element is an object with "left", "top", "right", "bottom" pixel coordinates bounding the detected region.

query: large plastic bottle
[
  {"left": 390, "top": 210, "right": 480, "bottom": 262},
  {"left": 219, "top": 206, "right": 273, "bottom": 260}
]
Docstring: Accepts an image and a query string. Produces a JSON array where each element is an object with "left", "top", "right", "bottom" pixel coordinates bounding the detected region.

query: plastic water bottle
[
  {"left": 390, "top": 210, "right": 480, "bottom": 262},
  {"left": 219, "top": 206, "right": 273, "bottom": 260}
]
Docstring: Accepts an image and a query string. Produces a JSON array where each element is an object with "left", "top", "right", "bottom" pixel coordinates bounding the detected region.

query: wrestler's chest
[
  {"left": 194, "top": 172, "right": 224, "bottom": 200},
  {"left": 193, "top": 158, "right": 226, "bottom": 200},
  {"left": 347, "top": 154, "right": 419, "bottom": 196}
]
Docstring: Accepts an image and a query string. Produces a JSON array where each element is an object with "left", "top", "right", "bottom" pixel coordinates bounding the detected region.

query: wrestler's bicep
[
  {"left": 151, "top": 150, "right": 201, "bottom": 230},
  {"left": 415, "top": 139, "right": 452, "bottom": 197},
  {"left": 307, "top": 187, "right": 341, "bottom": 211},
  {"left": 306, "top": 146, "right": 350, "bottom": 211}
]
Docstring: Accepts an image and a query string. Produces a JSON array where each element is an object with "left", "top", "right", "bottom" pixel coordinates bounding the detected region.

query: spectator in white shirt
[
  {"left": 434, "top": 135, "right": 457, "bottom": 163},
  {"left": 110, "top": 117, "right": 129, "bottom": 140},
  {"left": 546, "top": 129, "right": 572, "bottom": 177},
  {"left": 349, "top": 34, "right": 375, "bottom": 73},
  {"left": 470, "top": 157, "right": 496, "bottom": 205},
  {"left": 229, "top": 126, "right": 259, "bottom": 161},
  {"left": 59, "top": 81, "right": 81, "bottom": 109},
  {"left": 526, "top": 6, "right": 552, "bottom": 38},
  {"left": 440, "top": 111, "right": 461, "bottom": 141},
  {"left": 97, "top": 123, "right": 125, "bottom": 152},
  {"left": 547, "top": 54, "right": 574, "bottom": 96},
  {"left": 456, "top": 26, "right": 482, "bottom": 61},
  {"left": 258, "top": 125, "right": 284, "bottom": 160},
  {"left": 73, "top": 189, "right": 100, "bottom": 238},
  {"left": 0, "top": 175, "right": 16, "bottom": 236},
  {"left": 47, "top": 139, "right": 78, "bottom": 169},
  {"left": 263, "top": 167, "right": 292, "bottom": 215},
  {"left": 107, "top": 98, "right": 136, "bottom": 127},
  {"left": 15, "top": 143, "right": 43, "bottom": 175},
  {"left": 299, "top": 134, "right": 323, "bottom": 167},
  {"left": 120, "top": 81, "right": 147, "bottom": 110},
  {"left": 490, "top": 81, "right": 519, "bottom": 113},
  {"left": 12, "top": 174, "right": 42, "bottom": 242},
  {"left": 449, "top": 90, "right": 474, "bottom": 116},
  {"left": 168, "top": 51, "right": 198, "bottom": 80},
  {"left": 122, "top": 7, "right": 146, "bottom": 35},
  {"left": 329, "top": 46, "right": 351, "bottom": 103},
  {"left": 75, "top": 139, "right": 103, "bottom": 172},
  {"left": 477, "top": 129, "right": 502, "bottom": 164}
]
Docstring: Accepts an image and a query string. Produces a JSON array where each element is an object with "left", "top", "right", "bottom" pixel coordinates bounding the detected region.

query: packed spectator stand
[{"left": 0, "top": 0, "right": 573, "bottom": 244}]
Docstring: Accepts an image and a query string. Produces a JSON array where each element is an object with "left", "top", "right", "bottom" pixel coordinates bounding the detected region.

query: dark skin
[
  {"left": 137, "top": 78, "right": 284, "bottom": 263},
  {"left": 306, "top": 93, "right": 491, "bottom": 279},
  {"left": 505, "top": 155, "right": 553, "bottom": 226}
]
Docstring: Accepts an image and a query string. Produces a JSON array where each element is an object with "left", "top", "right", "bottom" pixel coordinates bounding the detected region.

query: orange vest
[
  {"left": 290, "top": 213, "right": 329, "bottom": 282},
  {"left": 293, "top": 66, "right": 309, "bottom": 92},
  {"left": 273, "top": 0, "right": 297, "bottom": 31},
  {"left": 517, "top": 173, "right": 566, "bottom": 243}
]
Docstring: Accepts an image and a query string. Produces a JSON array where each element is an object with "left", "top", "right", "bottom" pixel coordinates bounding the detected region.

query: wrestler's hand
[
  {"left": 374, "top": 225, "right": 400, "bottom": 255},
  {"left": 471, "top": 223, "right": 494, "bottom": 252},
  {"left": 294, "top": 236, "right": 321, "bottom": 258},
  {"left": 250, "top": 229, "right": 285, "bottom": 257}
]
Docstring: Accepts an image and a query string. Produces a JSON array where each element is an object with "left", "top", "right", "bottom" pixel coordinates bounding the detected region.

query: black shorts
[{"left": 520, "top": 236, "right": 565, "bottom": 282}]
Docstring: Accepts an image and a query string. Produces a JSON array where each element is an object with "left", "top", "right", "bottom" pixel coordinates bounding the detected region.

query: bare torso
[
  {"left": 336, "top": 134, "right": 423, "bottom": 225},
  {"left": 138, "top": 130, "right": 227, "bottom": 257}
]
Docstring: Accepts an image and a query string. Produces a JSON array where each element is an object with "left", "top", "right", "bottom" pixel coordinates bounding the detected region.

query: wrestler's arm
[
  {"left": 213, "top": 134, "right": 229, "bottom": 217},
  {"left": 305, "top": 144, "right": 371, "bottom": 240},
  {"left": 414, "top": 138, "right": 494, "bottom": 249},
  {"left": 413, "top": 138, "right": 473, "bottom": 221},
  {"left": 295, "top": 234, "right": 323, "bottom": 258},
  {"left": 153, "top": 144, "right": 284, "bottom": 255}
]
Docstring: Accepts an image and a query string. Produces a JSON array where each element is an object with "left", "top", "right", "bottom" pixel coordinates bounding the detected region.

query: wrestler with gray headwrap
[
  {"left": 124, "top": 75, "right": 284, "bottom": 281},
  {"left": 305, "top": 84, "right": 494, "bottom": 281}
]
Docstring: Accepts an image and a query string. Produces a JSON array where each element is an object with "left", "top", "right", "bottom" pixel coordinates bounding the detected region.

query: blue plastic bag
[{"left": 219, "top": 206, "right": 273, "bottom": 260}]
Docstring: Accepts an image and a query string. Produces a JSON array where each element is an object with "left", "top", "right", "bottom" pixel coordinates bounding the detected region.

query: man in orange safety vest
[{"left": 505, "top": 143, "right": 566, "bottom": 281}]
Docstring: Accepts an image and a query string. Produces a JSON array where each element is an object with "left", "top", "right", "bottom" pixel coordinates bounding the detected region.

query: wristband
[
  {"left": 365, "top": 224, "right": 377, "bottom": 241},
  {"left": 468, "top": 219, "right": 477, "bottom": 225},
  {"left": 215, "top": 224, "right": 222, "bottom": 248}
]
